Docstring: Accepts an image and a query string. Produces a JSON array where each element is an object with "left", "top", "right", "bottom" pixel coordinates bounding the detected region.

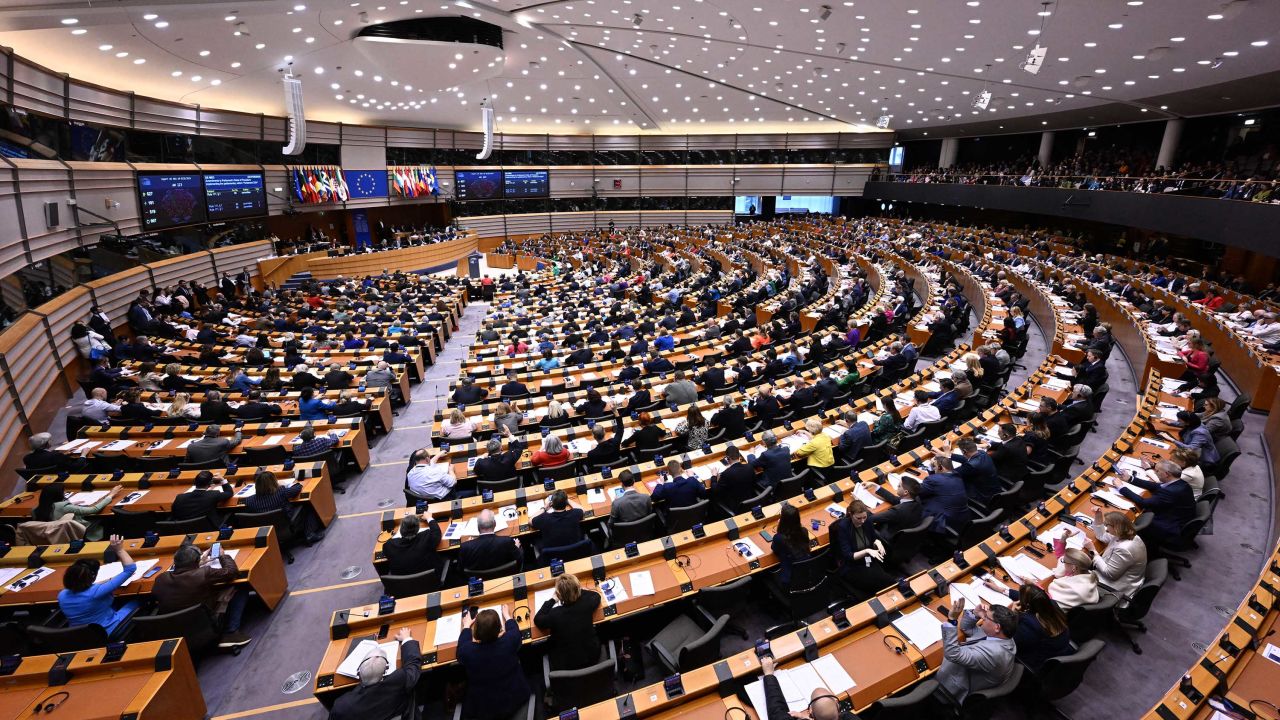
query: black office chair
[
  {"left": 127, "top": 604, "right": 222, "bottom": 656},
  {"left": 109, "top": 507, "right": 159, "bottom": 539},
  {"left": 380, "top": 568, "right": 445, "bottom": 598},
  {"left": 155, "top": 516, "right": 218, "bottom": 535},
  {"left": 1066, "top": 593, "right": 1119, "bottom": 644},
  {"left": 862, "top": 678, "right": 941, "bottom": 718},
  {"left": 243, "top": 445, "right": 289, "bottom": 467},
  {"left": 604, "top": 513, "right": 659, "bottom": 548},
  {"left": 719, "top": 485, "right": 773, "bottom": 520},
  {"left": 963, "top": 663, "right": 1025, "bottom": 716},
  {"left": 1034, "top": 638, "right": 1106, "bottom": 701},
  {"left": 1113, "top": 558, "right": 1170, "bottom": 654},
  {"left": 542, "top": 640, "right": 618, "bottom": 714},
  {"left": 230, "top": 508, "right": 300, "bottom": 564},
  {"left": 692, "top": 576, "right": 752, "bottom": 640},
  {"left": 294, "top": 449, "right": 342, "bottom": 491},
  {"left": 536, "top": 462, "right": 580, "bottom": 484},
  {"left": 763, "top": 549, "right": 832, "bottom": 621},
  {"left": 27, "top": 623, "right": 109, "bottom": 654},
  {"left": 128, "top": 456, "right": 179, "bottom": 473},
  {"left": 535, "top": 537, "right": 595, "bottom": 565},
  {"left": 452, "top": 693, "right": 535, "bottom": 720},
  {"left": 885, "top": 515, "right": 935, "bottom": 571},
  {"left": 477, "top": 476, "right": 522, "bottom": 493},
  {"left": 645, "top": 612, "right": 730, "bottom": 674},
  {"left": 662, "top": 499, "right": 709, "bottom": 533},
  {"left": 461, "top": 559, "right": 520, "bottom": 581}
]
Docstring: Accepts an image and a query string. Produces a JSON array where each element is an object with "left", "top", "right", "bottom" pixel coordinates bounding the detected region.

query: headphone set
[
  {"left": 512, "top": 605, "right": 531, "bottom": 624},
  {"left": 32, "top": 691, "right": 69, "bottom": 715},
  {"left": 882, "top": 634, "right": 909, "bottom": 656}
]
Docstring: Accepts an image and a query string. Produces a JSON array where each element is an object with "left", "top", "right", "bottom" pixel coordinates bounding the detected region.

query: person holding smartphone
[
  {"left": 152, "top": 542, "right": 252, "bottom": 649},
  {"left": 457, "top": 606, "right": 531, "bottom": 719}
]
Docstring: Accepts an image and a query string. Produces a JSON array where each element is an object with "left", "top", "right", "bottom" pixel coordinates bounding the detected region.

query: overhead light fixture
[
  {"left": 973, "top": 89, "right": 992, "bottom": 109},
  {"left": 819, "top": 5, "right": 832, "bottom": 20},
  {"left": 876, "top": 114, "right": 892, "bottom": 128},
  {"left": 61, "top": 18, "right": 78, "bottom": 25},
  {"left": 1022, "top": 44, "right": 1048, "bottom": 74},
  {"left": 631, "top": 13, "right": 643, "bottom": 27}
]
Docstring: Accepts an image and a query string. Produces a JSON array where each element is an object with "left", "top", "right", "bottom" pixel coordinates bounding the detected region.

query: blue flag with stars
[{"left": 344, "top": 169, "right": 388, "bottom": 199}]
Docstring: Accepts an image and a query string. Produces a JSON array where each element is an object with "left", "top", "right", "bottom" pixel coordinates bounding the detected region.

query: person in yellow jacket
[{"left": 792, "top": 418, "right": 835, "bottom": 468}]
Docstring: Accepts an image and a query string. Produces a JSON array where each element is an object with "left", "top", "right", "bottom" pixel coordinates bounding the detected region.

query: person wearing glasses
[
  {"left": 759, "top": 653, "right": 858, "bottom": 720},
  {"left": 327, "top": 627, "right": 422, "bottom": 720}
]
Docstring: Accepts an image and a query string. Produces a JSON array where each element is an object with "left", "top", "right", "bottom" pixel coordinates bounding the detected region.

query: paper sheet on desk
[
  {"left": 99, "top": 440, "right": 135, "bottom": 452},
  {"left": 534, "top": 587, "right": 557, "bottom": 609},
  {"left": 587, "top": 487, "right": 607, "bottom": 504},
  {"left": 146, "top": 439, "right": 172, "bottom": 450},
  {"left": 1093, "top": 489, "right": 1137, "bottom": 510},
  {"left": 336, "top": 639, "right": 401, "bottom": 679},
  {"left": 822, "top": 423, "right": 848, "bottom": 440},
  {"left": 1037, "top": 523, "right": 1087, "bottom": 550},
  {"left": 858, "top": 412, "right": 880, "bottom": 427},
  {"left": 660, "top": 418, "right": 683, "bottom": 433},
  {"left": 892, "top": 607, "right": 944, "bottom": 650},
  {"left": 178, "top": 438, "right": 198, "bottom": 449},
  {"left": 235, "top": 483, "right": 257, "bottom": 498},
  {"left": 66, "top": 490, "right": 109, "bottom": 506},
  {"left": 442, "top": 522, "right": 465, "bottom": 541},
  {"left": 570, "top": 438, "right": 597, "bottom": 455},
  {"left": 433, "top": 613, "right": 463, "bottom": 647},
  {"left": 780, "top": 433, "right": 811, "bottom": 453},
  {"left": 950, "top": 579, "right": 1014, "bottom": 609},
  {"left": 730, "top": 538, "right": 765, "bottom": 560},
  {"left": 600, "top": 577, "right": 629, "bottom": 605},
  {"left": 5, "top": 566, "right": 54, "bottom": 592},
  {"left": 812, "top": 655, "right": 857, "bottom": 693},
  {"left": 1044, "top": 378, "right": 1072, "bottom": 390},
  {"left": 1140, "top": 438, "right": 1172, "bottom": 450},
  {"left": 94, "top": 559, "right": 159, "bottom": 587},
  {"left": 998, "top": 554, "right": 1054, "bottom": 582},
  {"left": 56, "top": 438, "right": 89, "bottom": 452},
  {"left": 115, "top": 490, "right": 149, "bottom": 507},
  {"left": 0, "top": 568, "right": 24, "bottom": 588},
  {"left": 628, "top": 571, "right": 655, "bottom": 597},
  {"left": 1016, "top": 401, "right": 1041, "bottom": 413},
  {"left": 853, "top": 484, "right": 882, "bottom": 508},
  {"left": 690, "top": 462, "right": 726, "bottom": 481}
]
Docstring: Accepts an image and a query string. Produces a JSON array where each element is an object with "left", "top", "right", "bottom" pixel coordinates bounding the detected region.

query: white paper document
[
  {"left": 628, "top": 570, "right": 656, "bottom": 597},
  {"left": 811, "top": 655, "right": 857, "bottom": 693},
  {"left": 998, "top": 554, "right": 1054, "bottom": 582},
  {"left": 730, "top": 537, "right": 765, "bottom": 560},
  {"left": 66, "top": 490, "right": 109, "bottom": 506},
  {"left": 115, "top": 490, "right": 149, "bottom": 507},
  {"left": 336, "top": 639, "right": 401, "bottom": 679},
  {"left": 892, "top": 607, "right": 944, "bottom": 650},
  {"left": 94, "top": 559, "right": 159, "bottom": 587},
  {"left": 4, "top": 566, "right": 54, "bottom": 592},
  {"left": 1036, "top": 523, "right": 1087, "bottom": 551},
  {"left": 432, "top": 612, "right": 463, "bottom": 647},
  {"left": 99, "top": 440, "right": 135, "bottom": 452},
  {"left": 534, "top": 587, "right": 557, "bottom": 608},
  {"left": 1093, "top": 489, "right": 1137, "bottom": 511}
]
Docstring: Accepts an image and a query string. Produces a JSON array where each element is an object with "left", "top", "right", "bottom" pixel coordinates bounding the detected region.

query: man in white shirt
[
  {"left": 81, "top": 388, "right": 120, "bottom": 423},
  {"left": 405, "top": 447, "right": 458, "bottom": 501},
  {"left": 903, "top": 389, "right": 941, "bottom": 431},
  {"left": 1249, "top": 313, "right": 1280, "bottom": 344}
]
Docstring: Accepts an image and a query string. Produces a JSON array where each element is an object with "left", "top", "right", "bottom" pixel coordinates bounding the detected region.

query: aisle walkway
[{"left": 196, "top": 301, "right": 490, "bottom": 720}]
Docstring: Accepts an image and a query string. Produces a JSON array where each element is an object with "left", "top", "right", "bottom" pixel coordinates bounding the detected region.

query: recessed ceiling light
[
  {"left": 1108, "top": 23, "right": 1123, "bottom": 29},
  {"left": 225, "top": 15, "right": 237, "bottom": 21},
  {"left": 294, "top": 4, "right": 307, "bottom": 9},
  {"left": 305, "top": 36, "right": 315, "bottom": 43},
  {"left": 1084, "top": 42, "right": 1097, "bottom": 47},
  {"left": 133, "top": 58, "right": 145, "bottom": 64},
  {"left": 255, "top": 43, "right": 265, "bottom": 49},
  {"left": 1207, "top": 13, "right": 1223, "bottom": 19},
  {"left": 1127, "top": 0, "right": 1142, "bottom": 5},
  {"left": 1252, "top": 40, "right": 1269, "bottom": 47},
  {"left": 1223, "top": 50, "right": 1239, "bottom": 56},
  {"left": 334, "top": 19, "right": 343, "bottom": 24},
  {"left": 314, "top": 66, "right": 324, "bottom": 74},
  {"left": 199, "top": 50, "right": 210, "bottom": 56},
  {"left": 171, "top": 70, "right": 182, "bottom": 77},
  {"left": 98, "top": 44, "right": 112, "bottom": 51},
  {"left": 70, "top": 28, "right": 86, "bottom": 35},
  {"left": 211, "top": 79, "right": 221, "bottom": 85},
  {"left": 154, "top": 21, "right": 169, "bottom": 28},
  {"left": 61, "top": 18, "right": 78, "bottom": 25},
  {"left": 231, "top": 61, "right": 241, "bottom": 68},
  {"left": 115, "top": 51, "right": 128, "bottom": 57},
  {"left": 1132, "top": 54, "right": 1145, "bottom": 59},
  {"left": 1170, "top": 36, "right": 1185, "bottom": 42},
  {"left": 143, "top": 13, "right": 158, "bottom": 20},
  {"left": 1173, "top": 67, "right": 1186, "bottom": 72},
  {"left": 191, "top": 75, "right": 202, "bottom": 81}
]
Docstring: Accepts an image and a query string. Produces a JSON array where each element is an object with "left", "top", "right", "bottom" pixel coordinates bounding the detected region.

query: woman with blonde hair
[
  {"left": 165, "top": 392, "right": 200, "bottom": 419},
  {"left": 1170, "top": 446, "right": 1205, "bottom": 498},
  {"left": 533, "top": 573, "right": 602, "bottom": 671},
  {"left": 441, "top": 407, "right": 474, "bottom": 440},
  {"left": 793, "top": 417, "right": 835, "bottom": 468}
]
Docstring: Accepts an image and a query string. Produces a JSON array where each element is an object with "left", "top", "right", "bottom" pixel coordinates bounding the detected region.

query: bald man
[
  {"left": 759, "top": 654, "right": 859, "bottom": 720},
  {"left": 328, "top": 627, "right": 422, "bottom": 720},
  {"left": 458, "top": 509, "right": 523, "bottom": 574}
]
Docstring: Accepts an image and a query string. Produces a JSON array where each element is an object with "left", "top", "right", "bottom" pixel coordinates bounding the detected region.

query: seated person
[
  {"left": 457, "top": 608, "right": 531, "bottom": 720},
  {"left": 831, "top": 498, "right": 894, "bottom": 597},
  {"left": 534, "top": 574, "right": 602, "bottom": 671},
  {"left": 459, "top": 510, "right": 522, "bottom": 573},
  {"left": 153, "top": 542, "right": 253, "bottom": 649},
  {"left": 328, "top": 627, "right": 422, "bottom": 720},
  {"left": 405, "top": 448, "right": 458, "bottom": 501},
  {"left": 651, "top": 459, "right": 708, "bottom": 508},
  {"left": 184, "top": 424, "right": 242, "bottom": 465},
  {"left": 57, "top": 536, "right": 140, "bottom": 638},
  {"left": 172, "top": 470, "right": 234, "bottom": 527},
  {"left": 530, "top": 490, "right": 585, "bottom": 550},
  {"left": 382, "top": 513, "right": 443, "bottom": 577}
]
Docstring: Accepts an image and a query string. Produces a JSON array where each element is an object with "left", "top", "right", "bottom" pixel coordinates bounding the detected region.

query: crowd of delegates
[
  {"left": 270, "top": 223, "right": 459, "bottom": 257},
  {"left": 886, "top": 154, "right": 1280, "bottom": 202}
]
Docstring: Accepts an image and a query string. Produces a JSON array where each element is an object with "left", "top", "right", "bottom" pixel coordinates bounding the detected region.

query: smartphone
[
  {"left": 754, "top": 640, "right": 771, "bottom": 657},
  {"left": 142, "top": 566, "right": 162, "bottom": 579},
  {"left": 210, "top": 542, "right": 223, "bottom": 558}
]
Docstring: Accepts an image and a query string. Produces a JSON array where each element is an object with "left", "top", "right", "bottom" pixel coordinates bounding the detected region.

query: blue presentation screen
[
  {"left": 344, "top": 169, "right": 389, "bottom": 199},
  {"left": 454, "top": 170, "right": 503, "bottom": 200},
  {"left": 138, "top": 172, "right": 206, "bottom": 230},
  {"left": 503, "top": 170, "right": 549, "bottom": 198},
  {"left": 204, "top": 172, "right": 266, "bottom": 221}
]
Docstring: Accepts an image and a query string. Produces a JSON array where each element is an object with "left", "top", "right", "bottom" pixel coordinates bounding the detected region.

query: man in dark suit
[
  {"left": 585, "top": 415, "right": 625, "bottom": 468},
  {"left": 1117, "top": 460, "right": 1195, "bottom": 547},
  {"left": 864, "top": 476, "right": 924, "bottom": 540},
  {"left": 565, "top": 344, "right": 593, "bottom": 366},
  {"left": 184, "top": 425, "right": 242, "bottom": 466},
  {"left": 1060, "top": 384, "right": 1096, "bottom": 427},
  {"left": 328, "top": 627, "right": 422, "bottom": 720},
  {"left": 199, "top": 390, "right": 235, "bottom": 424},
  {"left": 710, "top": 399, "right": 746, "bottom": 439},
  {"left": 23, "top": 433, "right": 87, "bottom": 471},
  {"left": 618, "top": 357, "right": 642, "bottom": 383},
  {"left": 171, "top": 470, "right": 234, "bottom": 527},
  {"left": 699, "top": 363, "right": 727, "bottom": 391},
  {"left": 452, "top": 376, "right": 488, "bottom": 405},
  {"left": 759, "top": 655, "right": 856, "bottom": 720},
  {"left": 987, "top": 423, "right": 1029, "bottom": 482},
  {"left": 473, "top": 434, "right": 526, "bottom": 484},
  {"left": 929, "top": 378, "right": 961, "bottom": 415},
  {"left": 458, "top": 510, "right": 522, "bottom": 572},
  {"left": 643, "top": 352, "right": 675, "bottom": 375},
  {"left": 750, "top": 386, "right": 783, "bottom": 427},
  {"left": 1038, "top": 398, "right": 1071, "bottom": 447},
  {"left": 835, "top": 411, "right": 871, "bottom": 463},
  {"left": 919, "top": 456, "right": 970, "bottom": 535},
  {"left": 873, "top": 343, "right": 909, "bottom": 375},
  {"left": 949, "top": 437, "right": 1000, "bottom": 507},
  {"left": 710, "top": 446, "right": 757, "bottom": 510},
  {"left": 291, "top": 366, "right": 322, "bottom": 390},
  {"left": 382, "top": 513, "right": 443, "bottom": 576},
  {"left": 233, "top": 390, "right": 282, "bottom": 420},
  {"left": 814, "top": 368, "right": 840, "bottom": 408},
  {"left": 332, "top": 390, "right": 369, "bottom": 417},
  {"left": 786, "top": 377, "right": 819, "bottom": 409},
  {"left": 608, "top": 471, "right": 654, "bottom": 526},
  {"left": 750, "top": 431, "right": 792, "bottom": 487},
  {"left": 1075, "top": 349, "right": 1108, "bottom": 391},
  {"left": 651, "top": 460, "right": 708, "bottom": 509},
  {"left": 499, "top": 370, "right": 530, "bottom": 399},
  {"left": 323, "top": 362, "right": 355, "bottom": 390}
]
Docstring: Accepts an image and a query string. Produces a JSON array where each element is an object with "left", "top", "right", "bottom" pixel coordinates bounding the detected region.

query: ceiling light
[
  {"left": 190, "top": 75, "right": 202, "bottom": 81},
  {"left": 225, "top": 15, "right": 237, "bottom": 21},
  {"left": 1084, "top": 42, "right": 1097, "bottom": 47},
  {"left": 98, "top": 44, "right": 112, "bottom": 51},
  {"left": 255, "top": 43, "right": 265, "bottom": 49},
  {"left": 314, "top": 67, "right": 324, "bottom": 74},
  {"left": 171, "top": 70, "right": 182, "bottom": 77},
  {"left": 199, "top": 50, "right": 211, "bottom": 56},
  {"left": 71, "top": 28, "right": 86, "bottom": 35},
  {"left": 143, "top": 13, "right": 158, "bottom": 20},
  {"left": 294, "top": 4, "right": 307, "bottom": 9},
  {"left": 1252, "top": 40, "right": 1269, "bottom": 46},
  {"left": 210, "top": 79, "right": 221, "bottom": 85},
  {"left": 1207, "top": 13, "right": 1223, "bottom": 19},
  {"left": 231, "top": 61, "right": 241, "bottom": 68},
  {"left": 305, "top": 36, "right": 315, "bottom": 43},
  {"left": 1108, "top": 23, "right": 1123, "bottom": 29},
  {"left": 61, "top": 18, "right": 78, "bottom": 25},
  {"left": 1224, "top": 50, "right": 1239, "bottom": 56},
  {"left": 1170, "top": 36, "right": 1185, "bottom": 42},
  {"left": 155, "top": 21, "right": 169, "bottom": 28},
  {"left": 133, "top": 58, "right": 145, "bottom": 64}
]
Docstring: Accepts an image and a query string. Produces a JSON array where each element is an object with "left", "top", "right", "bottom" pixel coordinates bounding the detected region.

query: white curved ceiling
[{"left": 0, "top": 0, "right": 1276, "bottom": 136}]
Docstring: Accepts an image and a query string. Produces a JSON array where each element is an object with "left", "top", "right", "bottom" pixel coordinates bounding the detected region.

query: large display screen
[
  {"left": 503, "top": 170, "right": 549, "bottom": 198},
  {"left": 138, "top": 172, "right": 206, "bottom": 230},
  {"left": 454, "top": 170, "right": 503, "bottom": 200},
  {"left": 204, "top": 172, "right": 267, "bottom": 221}
]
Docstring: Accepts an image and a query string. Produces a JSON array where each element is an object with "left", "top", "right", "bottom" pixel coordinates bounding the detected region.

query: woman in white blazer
[
  {"left": 1090, "top": 509, "right": 1148, "bottom": 602},
  {"left": 1046, "top": 549, "right": 1100, "bottom": 610}
]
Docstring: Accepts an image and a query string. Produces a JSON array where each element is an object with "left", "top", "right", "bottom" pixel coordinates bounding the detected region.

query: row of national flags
[{"left": 289, "top": 165, "right": 439, "bottom": 204}]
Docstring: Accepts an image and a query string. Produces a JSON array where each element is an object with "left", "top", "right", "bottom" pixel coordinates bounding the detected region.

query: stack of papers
[
  {"left": 115, "top": 490, "right": 149, "bottom": 507},
  {"left": 56, "top": 439, "right": 90, "bottom": 452},
  {"left": 998, "top": 554, "right": 1054, "bottom": 583},
  {"left": 1036, "top": 523, "right": 1088, "bottom": 551},
  {"left": 730, "top": 538, "right": 765, "bottom": 560},
  {"left": 628, "top": 571, "right": 656, "bottom": 597},
  {"left": 99, "top": 440, "right": 135, "bottom": 452},
  {"left": 336, "top": 639, "right": 401, "bottom": 679},
  {"left": 4, "top": 567, "right": 54, "bottom": 592},
  {"left": 569, "top": 438, "right": 598, "bottom": 455},
  {"left": 949, "top": 578, "right": 1015, "bottom": 609},
  {"left": 853, "top": 484, "right": 883, "bottom": 509},
  {"left": 745, "top": 662, "right": 847, "bottom": 716},
  {"left": 1093, "top": 489, "right": 1137, "bottom": 510}
]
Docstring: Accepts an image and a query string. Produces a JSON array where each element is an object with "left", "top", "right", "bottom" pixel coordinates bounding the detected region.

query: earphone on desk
[
  {"left": 882, "top": 635, "right": 909, "bottom": 656},
  {"left": 512, "top": 605, "right": 531, "bottom": 624},
  {"left": 32, "top": 691, "right": 69, "bottom": 714}
]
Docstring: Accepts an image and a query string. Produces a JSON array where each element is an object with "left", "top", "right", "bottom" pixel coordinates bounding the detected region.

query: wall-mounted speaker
[{"left": 44, "top": 201, "right": 59, "bottom": 228}]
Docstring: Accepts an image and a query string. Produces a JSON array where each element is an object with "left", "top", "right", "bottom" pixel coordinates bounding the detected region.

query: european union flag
[{"left": 344, "top": 169, "right": 388, "bottom": 198}]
